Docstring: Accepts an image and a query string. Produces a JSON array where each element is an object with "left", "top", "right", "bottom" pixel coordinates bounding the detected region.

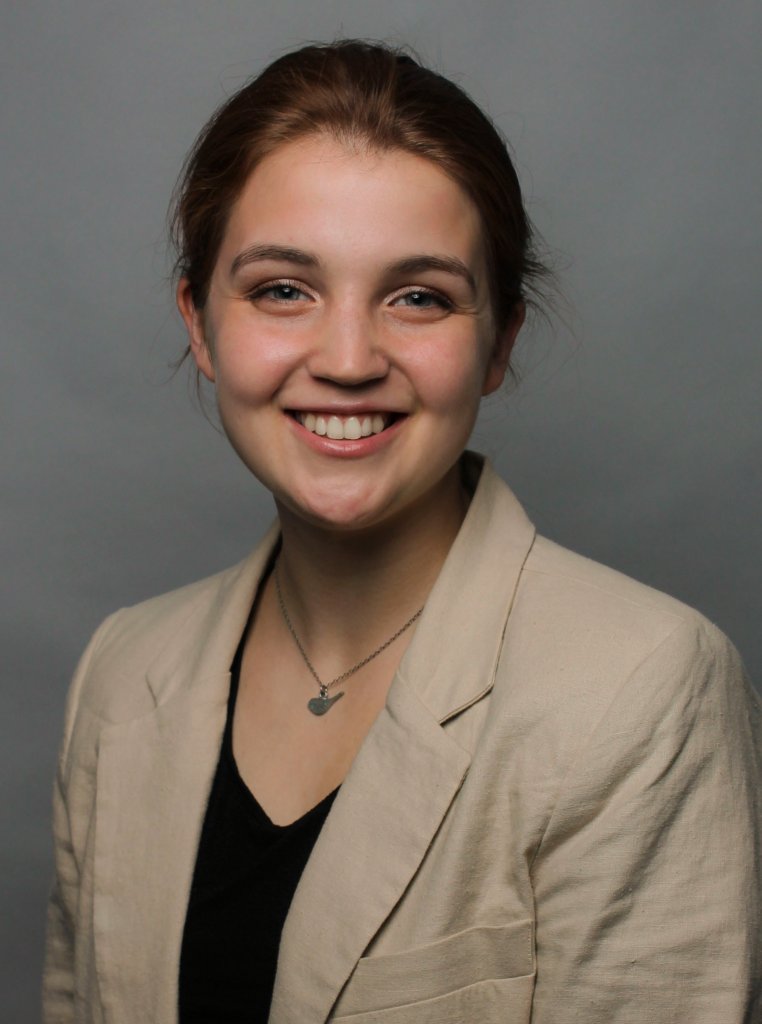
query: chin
[{"left": 276, "top": 485, "right": 396, "bottom": 533}]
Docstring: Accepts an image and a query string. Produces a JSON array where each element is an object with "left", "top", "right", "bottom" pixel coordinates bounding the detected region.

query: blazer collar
[
  {"left": 143, "top": 453, "right": 536, "bottom": 726},
  {"left": 398, "top": 452, "right": 536, "bottom": 723},
  {"left": 144, "top": 521, "right": 281, "bottom": 706}
]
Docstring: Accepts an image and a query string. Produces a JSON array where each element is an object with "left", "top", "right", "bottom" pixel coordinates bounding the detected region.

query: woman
[{"left": 43, "top": 40, "right": 760, "bottom": 1023}]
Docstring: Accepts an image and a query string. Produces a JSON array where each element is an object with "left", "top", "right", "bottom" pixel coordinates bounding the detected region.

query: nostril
[{"left": 307, "top": 345, "right": 390, "bottom": 387}]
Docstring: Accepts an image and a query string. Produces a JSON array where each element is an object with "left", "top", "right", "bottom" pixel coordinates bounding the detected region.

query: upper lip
[{"left": 286, "top": 405, "right": 405, "bottom": 416}]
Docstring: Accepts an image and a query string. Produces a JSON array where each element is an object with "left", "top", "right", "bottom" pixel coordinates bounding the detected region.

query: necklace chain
[{"left": 274, "top": 562, "right": 424, "bottom": 695}]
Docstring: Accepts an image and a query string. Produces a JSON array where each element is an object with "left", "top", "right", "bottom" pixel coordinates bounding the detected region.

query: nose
[{"left": 307, "top": 305, "right": 389, "bottom": 386}]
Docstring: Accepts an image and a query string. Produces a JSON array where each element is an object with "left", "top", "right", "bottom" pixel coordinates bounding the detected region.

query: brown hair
[{"left": 170, "top": 38, "right": 549, "bottom": 333}]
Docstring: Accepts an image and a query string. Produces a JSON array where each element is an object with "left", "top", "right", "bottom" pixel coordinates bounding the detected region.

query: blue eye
[
  {"left": 393, "top": 289, "right": 451, "bottom": 310},
  {"left": 264, "top": 283, "right": 305, "bottom": 301},
  {"left": 248, "top": 280, "right": 310, "bottom": 303}
]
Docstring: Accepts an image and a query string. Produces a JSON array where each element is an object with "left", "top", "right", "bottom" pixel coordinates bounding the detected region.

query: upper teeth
[{"left": 298, "top": 413, "right": 388, "bottom": 439}]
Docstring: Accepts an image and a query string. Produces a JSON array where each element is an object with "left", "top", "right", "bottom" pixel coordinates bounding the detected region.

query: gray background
[{"left": 2, "top": 1, "right": 760, "bottom": 1017}]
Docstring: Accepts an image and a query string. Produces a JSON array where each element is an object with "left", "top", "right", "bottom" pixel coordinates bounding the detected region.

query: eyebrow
[
  {"left": 387, "top": 255, "right": 476, "bottom": 293},
  {"left": 229, "top": 245, "right": 476, "bottom": 293},
  {"left": 230, "top": 244, "right": 319, "bottom": 276}
]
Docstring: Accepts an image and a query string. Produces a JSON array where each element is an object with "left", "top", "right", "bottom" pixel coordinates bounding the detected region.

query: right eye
[{"left": 248, "top": 280, "right": 311, "bottom": 303}]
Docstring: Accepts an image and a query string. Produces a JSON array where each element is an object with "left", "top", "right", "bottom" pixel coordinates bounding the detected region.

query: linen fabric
[{"left": 43, "top": 454, "right": 761, "bottom": 1023}]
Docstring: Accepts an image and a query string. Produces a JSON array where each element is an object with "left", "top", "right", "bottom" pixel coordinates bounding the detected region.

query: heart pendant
[{"left": 307, "top": 690, "right": 345, "bottom": 716}]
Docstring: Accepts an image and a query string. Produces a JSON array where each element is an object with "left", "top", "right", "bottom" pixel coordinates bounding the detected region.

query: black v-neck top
[{"left": 178, "top": 635, "right": 339, "bottom": 1023}]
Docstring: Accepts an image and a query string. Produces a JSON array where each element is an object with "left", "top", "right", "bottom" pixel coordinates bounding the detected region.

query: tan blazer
[{"left": 43, "top": 455, "right": 761, "bottom": 1023}]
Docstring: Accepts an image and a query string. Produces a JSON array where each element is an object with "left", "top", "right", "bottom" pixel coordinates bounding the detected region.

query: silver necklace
[{"left": 274, "top": 563, "right": 424, "bottom": 716}]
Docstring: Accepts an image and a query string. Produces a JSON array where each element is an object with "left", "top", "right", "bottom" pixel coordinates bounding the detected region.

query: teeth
[
  {"left": 344, "top": 417, "right": 362, "bottom": 440},
  {"left": 327, "top": 416, "right": 344, "bottom": 439},
  {"left": 297, "top": 413, "right": 391, "bottom": 439}
]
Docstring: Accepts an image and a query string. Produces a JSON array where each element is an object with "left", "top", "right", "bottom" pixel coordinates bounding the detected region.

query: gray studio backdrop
[{"left": 3, "top": 1, "right": 760, "bottom": 1018}]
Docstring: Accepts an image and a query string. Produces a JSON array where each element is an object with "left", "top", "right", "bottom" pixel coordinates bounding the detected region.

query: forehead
[{"left": 218, "top": 135, "right": 486, "bottom": 272}]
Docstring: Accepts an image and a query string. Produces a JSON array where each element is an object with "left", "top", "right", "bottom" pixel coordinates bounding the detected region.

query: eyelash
[
  {"left": 246, "top": 279, "right": 311, "bottom": 303},
  {"left": 390, "top": 288, "right": 453, "bottom": 311},
  {"left": 245, "top": 280, "right": 454, "bottom": 312}
]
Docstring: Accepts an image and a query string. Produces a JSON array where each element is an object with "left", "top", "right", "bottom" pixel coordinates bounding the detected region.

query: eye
[
  {"left": 390, "top": 288, "right": 453, "bottom": 312},
  {"left": 247, "top": 280, "right": 312, "bottom": 304}
]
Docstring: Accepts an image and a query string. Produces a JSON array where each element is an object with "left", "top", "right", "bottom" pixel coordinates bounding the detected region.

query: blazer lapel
[
  {"left": 92, "top": 528, "right": 281, "bottom": 1021},
  {"left": 271, "top": 455, "right": 537, "bottom": 1023},
  {"left": 94, "top": 682, "right": 229, "bottom": 1022},
  {"left": 269, "top": 680, "right": 471, "bottom": 1024},
  {"left": 403, "top": 453, "right": 536, "bottom": 724}
]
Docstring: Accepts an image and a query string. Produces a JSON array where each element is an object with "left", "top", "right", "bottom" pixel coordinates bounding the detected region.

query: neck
[{"left": 272, "top": 463, "right": 469, "bottom": 662}]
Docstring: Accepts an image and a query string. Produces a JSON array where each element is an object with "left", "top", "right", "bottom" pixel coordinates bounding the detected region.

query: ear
[
  {"left": 176, "top": 277, "right": 215, "bottom": 383},
  {"left": 481, "top": 302, "right": 525, "bottom": 396}
]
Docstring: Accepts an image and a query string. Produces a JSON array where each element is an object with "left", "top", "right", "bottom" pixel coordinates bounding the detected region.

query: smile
[{"left": 293, "top": 412, "right": 395, "bottom": 440}]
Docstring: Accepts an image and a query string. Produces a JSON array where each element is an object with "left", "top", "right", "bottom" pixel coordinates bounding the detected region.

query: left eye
[
  {"left": 255, "top": 283, "right": 308, "bottom": 302},
  {"left": 392, "top": 289, "right": 450, "bottom": 310}
]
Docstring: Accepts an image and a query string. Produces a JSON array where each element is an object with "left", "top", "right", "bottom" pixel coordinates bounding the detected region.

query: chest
[{"left": 232, "top": 624, "right": 403, "bottom": 826}]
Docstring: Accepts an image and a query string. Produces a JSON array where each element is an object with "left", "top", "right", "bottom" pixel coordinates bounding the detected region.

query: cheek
[
  {"left": 406, "top": 338, "right": 490, "bottom": 413},
  {"left": 212, "top": 334, "right": 294, "bottom": 406}
]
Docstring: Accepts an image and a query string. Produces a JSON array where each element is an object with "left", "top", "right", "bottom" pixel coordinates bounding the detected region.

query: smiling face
[{"left": 178, "top": 135, "right": 522, "bottom": 535}]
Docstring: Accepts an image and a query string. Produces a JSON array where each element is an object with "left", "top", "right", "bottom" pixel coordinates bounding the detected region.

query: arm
[
  {"left": 529, "top": 618, "right": 761, "bottom": 1023},
  {"left": 42, "top": 615, "right": 114, "bottom": 1023}
]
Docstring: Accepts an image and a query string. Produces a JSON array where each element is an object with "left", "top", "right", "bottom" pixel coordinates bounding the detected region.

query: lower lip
[{"left": 287, "top": 414, "right": 406, "bottom": 458}]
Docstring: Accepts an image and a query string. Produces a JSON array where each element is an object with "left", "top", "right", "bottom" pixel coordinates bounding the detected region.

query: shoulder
[
  {"left": 90, "top": 564, "right": 241, "bottom": 672},
  {"left": 471, "top": 456, "right": 739, "bottom": 670},
  {"left": 64, "top": 564, "right": 240, "bottom": 727},
  {"left": 483, "top": 535, "right": 760, "bottom": 853},
  {"left": 498, "top": 532, "right": 758, "bottom": 746},
  {"left": 65, "top": 523, "right": 279, "bottom": 728},
  {"left": 522, "top": 533, "right": 709, "bottom": 640},
  {"left": 450, "top": 457, "right": 755, "bottom": 724}
]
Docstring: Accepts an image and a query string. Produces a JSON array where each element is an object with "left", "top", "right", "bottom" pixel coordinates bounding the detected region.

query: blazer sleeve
[
  {"left": 528, "top": 617, "right": 761, "bottom": 1023},
  {"left": 42, "top": 614, "right": 115, "bottom": 1024}
]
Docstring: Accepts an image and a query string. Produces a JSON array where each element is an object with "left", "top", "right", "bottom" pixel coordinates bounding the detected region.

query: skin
[{"left": 177, "top": 135, "right": 524, "bottom": 822}]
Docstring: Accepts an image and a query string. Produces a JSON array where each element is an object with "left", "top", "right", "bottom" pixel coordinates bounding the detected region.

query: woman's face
[{"left": 179, "top": 135, "right": 521, "bottom": 534}]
